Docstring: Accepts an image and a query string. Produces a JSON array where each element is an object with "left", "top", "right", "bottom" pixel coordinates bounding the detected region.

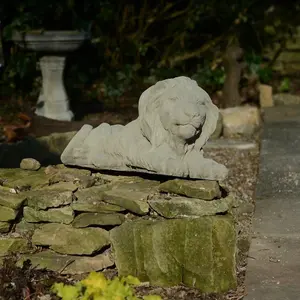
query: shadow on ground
[{"left": 0, "top": 132, "right": 76, "bottom": 168}]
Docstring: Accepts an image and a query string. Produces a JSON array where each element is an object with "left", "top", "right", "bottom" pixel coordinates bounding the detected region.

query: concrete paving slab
[
  {"left": 244, "top": 105, "right": 300, "bottom": 299},
  {"left": 244, "top": 236, "right": 300, "bottom": 300},
  {"left": 260, "top": 122, "right": 300, "bottom": 156},
  {"left": 252, "top": 196, "right": 300, "bottom": 236},
  {"left": 256, "top": 154, "right": 300, "bottom": 198},
  {"left": 263, "top": 105, "right": 300, "bottom": 123}
]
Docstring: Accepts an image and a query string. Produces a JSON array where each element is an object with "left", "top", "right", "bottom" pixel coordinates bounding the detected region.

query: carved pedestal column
[{"left": 36, "top": 56, "right": 74, "bottom": 121}]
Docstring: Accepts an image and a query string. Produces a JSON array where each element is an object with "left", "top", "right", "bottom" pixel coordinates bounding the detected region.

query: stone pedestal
[{"left": 36, "top": 56, "right": 74, "bottom": 121}]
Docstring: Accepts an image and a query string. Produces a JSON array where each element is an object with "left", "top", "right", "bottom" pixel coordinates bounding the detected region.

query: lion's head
[{"left": 138, "top": 76, "right": 219, "bottom": 153}]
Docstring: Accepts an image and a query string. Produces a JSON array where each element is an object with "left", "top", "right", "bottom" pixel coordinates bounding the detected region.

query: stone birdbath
[{"left": 12, "top": 30, "right": 89, "bottom": 121}]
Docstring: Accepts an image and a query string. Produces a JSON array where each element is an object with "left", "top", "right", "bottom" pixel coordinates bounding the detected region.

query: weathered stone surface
[
  {"left": 102, "top": 189, "right": 149, "bottom": 215},
  {"left": 149, "top": 195, "right": 233, "bottom": 218},
  {"left": 73, "top": 185, "right": 125, "bottom": 213},
  {"left": 45, "top": 164, "right": 95, "bottom": 188},
  {"left": 43, "top": 182, "right": 78, "bottom": 192},
  {"left": 95, "top": 173, "right": 152, "bottom": 184},
  {"left": 220, "top": 106, "right": 261, "bottom": 138},
  {"left": 0, "top": 222, "right": 11, "bottom": 233},
  {"left": 61, "top": 77, "right": 228, "bottom": 181},
  {"left": 47, "top": 165, "right": 91, "bottom": 183},
  {"left": 71, "top": 200, "right": 124, "bottom": 213},
  {"left": 37, "top": 131, "right": 76, "bottom": 155},
  {"left": 210, "top": 112, "right": 223, "bottom": 140},
  {"left": 0, "top": 190, "right": 27, "bottom": 209},
  {"left": 0, "top": 205, "right": 18, "bottom": 221},
  {"left": 75, "top": 176, "right": 96, "bottom": 189},
  {"left": 25, "top": 190, "right": 73, "bottom": 210},
  {"left": 273, "top": 93, "right": 300, "bottom": 106},
  {"left": 17, "top": 249, "right": 114, "bottom": 274},
  {"left": 0, "top": 168, "right": 51, "bottom": 190},
  {"left": 20, "top": 158, "right": 41, "bottom": 171},
  {"left": 159, "top": 179, "right": 221, "bottom": 200},
  {"left": 24, "top": 206, "right": 74, "bottom": 224},
  {"left": 72, "top": 212, "right": 125, "bottom": 228},
  {"left": 74, "top": 184, "right": 110, "bottom": 201},
  {"left": 64, "top": 250, "right": 115, "bottom": 274},
  {"left": 0, "top": 237, "right": 29, "bottom": 256},
  {"left": 110, "top": 216, "right": 236, "bottom": 292},
  {"left": 259, "top": 84, "right": 273, "bottom": 108},
  {"left": 32, "top": 223, "right": 110, "bottom": 255},
  {"left": 15, "top": 219, "right": 40, "bottom": 234},
  {"left": 111, "top": 180, "right": 160, "bottom": 192}
]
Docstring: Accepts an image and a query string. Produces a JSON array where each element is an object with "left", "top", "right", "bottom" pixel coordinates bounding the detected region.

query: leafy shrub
[
  {"left": 1, "top": 0, "right": 300, "bottom": 108},
  {"left": 279, "top": 77, "right": 291, "bottom": 92},
  {"left": 245, "top": 52, "right": 273, "bottom": 84},
  {"left": 52, "top": 272, "right": 162, "bottom": 300}
]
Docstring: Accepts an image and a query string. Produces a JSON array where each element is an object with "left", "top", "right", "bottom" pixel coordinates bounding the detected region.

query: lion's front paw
[
  {"left": 187, "top": 157, "right": 228, "bottom": 180},
  {"left": 160, "top": 158, "right": 188, "bottom": 177}
]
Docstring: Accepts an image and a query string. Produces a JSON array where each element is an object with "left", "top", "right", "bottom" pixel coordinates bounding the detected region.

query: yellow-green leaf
[
  {"left": 123, "top": 275, "right": 141, "bottom": 286},
  {"left": 81, "top": 271, "right": 108, "bottom": 291},
  {"left": 51, "top": 283, "right": 81, "bottom": 300},
  {"left": 143, "top": 296, "right": 162, "bottom": 300}
]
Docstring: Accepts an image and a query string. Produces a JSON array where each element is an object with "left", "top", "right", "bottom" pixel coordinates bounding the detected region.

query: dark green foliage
[
  {"left": 245, "top": 52, "right": 273, "bottom": 84},
  {"left": 0, "top": 0, "right": 300, "bottom": 108}
]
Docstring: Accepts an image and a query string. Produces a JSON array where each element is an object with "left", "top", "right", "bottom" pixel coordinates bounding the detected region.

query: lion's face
[
  {"left": 159, "top": 95, "right": 207, "bottom": 142},
  {"left": 138, "top": 76, "right": 219, "bottom": 151}
]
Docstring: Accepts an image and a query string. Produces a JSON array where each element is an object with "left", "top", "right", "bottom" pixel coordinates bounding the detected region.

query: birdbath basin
[{"left": 12, "top": 31, "right": 89, "bottom": 121}]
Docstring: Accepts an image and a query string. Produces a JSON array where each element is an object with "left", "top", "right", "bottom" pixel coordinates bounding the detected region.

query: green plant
[
  {"left": 245, "top": 52, "right": 273, "bottom": 84},
  {"left": 279, "top": 77, "right": 291, "bottom": 92},
  {"left": 0, "top": 48, "right": 39, "bottom": 99},
  {"left": 52, "top": 272, "right": 162, "bottom": 300},
  {"left": 191, "top": 62, "right": 225, "bottom": 93},
  {"left": 2, "top": 0, "right": 300, "bottom": 109}
]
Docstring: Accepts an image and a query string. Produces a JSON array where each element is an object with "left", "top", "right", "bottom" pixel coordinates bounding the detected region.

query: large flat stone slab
[
  {"left": 24, "top": 206, "right": 74, "bottom": 224},
  {"left": 17, "top": 250, "right": 114, "bottom": 275},
  {"left": 0, "top": 237, "right": 30, "bottom": 256},
  {"left": 252, "top": 196, "right": 300, "bottom": 237},
  {"left": 32, "top": 224, "right": 110, "bottom": 255},
  {"left": 149, "top": 195, "right": 233, "bottom": 218},
  {"left": 245, "top": 236, "right": 300, "bottom": 300},
  {"left": 245, "top": 105, "right": 300, "bottom": 299},
  {"left": 158, "top": 179, "right": 221, "bottom": 200},
  {"left": 110, "top": 216, "right": 236, "bottom": 293},
  {"left": 0, "top": 190, "right": 27, "bottom": 209},
  {"left": 263, "top": 105, "right": 300, "bottom": 123},
  {"left": 260, "top": 122, "right": 300, "bottom": 156},
  {"left": 256, "top": 155, "right": 300, "bottom": 198},
  {"left": 25, "top": 190, "right": 74, "bottom": 210}
]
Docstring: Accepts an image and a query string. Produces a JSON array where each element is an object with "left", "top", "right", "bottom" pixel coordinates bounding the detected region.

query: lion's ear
[{"left": 195, "top": 101, "right": 219, "bottom": 150}]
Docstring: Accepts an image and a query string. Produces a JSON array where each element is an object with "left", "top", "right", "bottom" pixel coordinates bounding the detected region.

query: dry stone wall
[{"left": 0, "top": 164, "right": 237, "bottom": 293}]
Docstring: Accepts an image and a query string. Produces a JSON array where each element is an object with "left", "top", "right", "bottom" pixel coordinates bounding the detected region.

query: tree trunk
[{"left": 221, "top": 45, "right": 246, "bottom": 108}]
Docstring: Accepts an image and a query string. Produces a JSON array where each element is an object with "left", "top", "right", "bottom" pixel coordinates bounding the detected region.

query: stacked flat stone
[{"left": 0, "top": 165, "right": 236, "bottom": 292}]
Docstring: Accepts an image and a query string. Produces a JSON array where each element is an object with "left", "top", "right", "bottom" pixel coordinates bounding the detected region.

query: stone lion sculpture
[{"left": 61, "top": 76, "right": 228, "bottom": 180}]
